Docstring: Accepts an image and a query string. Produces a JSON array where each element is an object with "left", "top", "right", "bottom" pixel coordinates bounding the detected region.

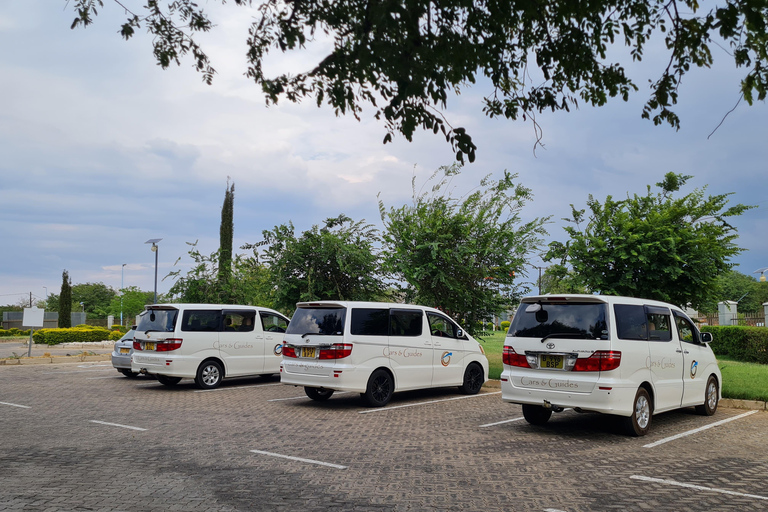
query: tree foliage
[
  {"left": 261, "top": 214, "right": 387, "bottom": 313},
  {"left": 107, "top": 287, "right": 156, "bottom": 326},
  {"left": 702, "top": 270, "right": 768, "bottom": 313},
  {"left": 218, "top": 179, "right": 235, "bottom": 298},
  {"left": 69, "top": 0, "right": 768, "bottom": 161},
  {"left": 380, "top": 165, "right": 548, "bottom": 334},
  {"left": 58, "top": 270, "right": 72, "bottom": 328},
  {"left": 70, "top": 282, "right": 118, "bottom": 317},
  {"left": 539, "top": 264, "right": 589, "bottom": 295},
  {"left": 548, "top": 173, "right": 754, "bottom": 310}
]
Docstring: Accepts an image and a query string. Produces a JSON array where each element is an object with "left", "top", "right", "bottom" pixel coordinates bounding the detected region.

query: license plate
[
  {"left": 540, "top": 354, "right": 563, "bottom": 369},
  {"left": 301, "top": 347, "right": 316, "bottom": 358},
  {"left": 120, "top": 348, "right": 130, "bottom": 354},
  {"left": 144, "top": 342, "right": 155, "bottom": 351}
]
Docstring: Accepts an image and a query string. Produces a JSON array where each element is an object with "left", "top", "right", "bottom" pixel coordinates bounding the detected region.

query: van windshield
[
  {"left": 136, "top": 308, "right": 178, "bottom": 333},
  {"left": 287, "top": 308, "right": 346, "bottom": 336},
  {"left": 507, "top": 302, "right": 608, "bottom": 340}
]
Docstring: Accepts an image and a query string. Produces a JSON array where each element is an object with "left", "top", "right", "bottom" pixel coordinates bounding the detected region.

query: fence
[{"left": 2, "top": 312, "right": 88, "bottom": 330}]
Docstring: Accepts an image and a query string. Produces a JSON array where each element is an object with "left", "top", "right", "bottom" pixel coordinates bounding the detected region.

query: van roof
[
  {"left": 144, "top": 303, "right": 284, "bottom": 315},
  {"left": 520, "top": 294, "right": 684, "bottom": 310},
  {"left": 295, "top": 300, "right": 446, "bottom": 314}
]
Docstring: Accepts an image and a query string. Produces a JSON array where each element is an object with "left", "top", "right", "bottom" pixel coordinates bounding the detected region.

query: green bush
[
  {"left": 32, "top": 327, "right": 113, "bottom": 345},
  {"left": 0, "top": 328, "right": 30, "bottom": 337},
  {"left": 108, "top": 330, "right": 124, "bottom": 341},
  {"left": 702, "top": 326, "right": 768, "bottom": 364},
  {"left": 500, "top": 321, "right": 511, "bottom": 332}
]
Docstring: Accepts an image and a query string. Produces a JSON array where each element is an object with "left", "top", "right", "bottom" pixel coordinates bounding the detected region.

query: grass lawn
[{"left": 476, "top": 333, "right": 768, "bottom": 402}]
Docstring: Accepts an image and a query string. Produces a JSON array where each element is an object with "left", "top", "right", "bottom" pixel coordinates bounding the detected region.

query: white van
[
  {"left": 131, "top": 304, "right": 290, "bottom": 389},
  {"left": 280, "top": 301, "right": 489, "bottom": 406},
  {"left": 501, "top": 295, "right": 721, "bottom": 436}
]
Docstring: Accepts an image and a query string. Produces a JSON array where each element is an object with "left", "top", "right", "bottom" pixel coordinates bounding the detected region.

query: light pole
[
  {"left": 120, "top": 263, "right": 126, "bottom": 326},
  {"left": 43, "top": 286, "right": 47, "bottom": 299},
  {"left": 145, "top": 238, "right": 162, "bottom": 304}
]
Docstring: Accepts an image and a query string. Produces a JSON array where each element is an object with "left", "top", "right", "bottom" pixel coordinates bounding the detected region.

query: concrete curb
[{"left": 0, "top": 354, "right": 112, "bottom": 365}]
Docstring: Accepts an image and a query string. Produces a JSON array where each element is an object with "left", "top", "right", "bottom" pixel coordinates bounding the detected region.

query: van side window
[
  {"left": 614, "top": 305, "right": 647, "bottom": 340},
  {"left": 260, "top": 313, "right": 288, "bottom": 333},
  {"left": 427, "top": 313, "right": 457, "bottom": 338},
  {"left": 647, "top": 313, "right": 671, "bottom": 341},
  {"left": 181, "top": 310, "right": 221, "bottom": 332},
  {"left": 673, "top": 312, "right": 698, "bottom": 344},
  {"left": 351, "top": 308, "right": 389, "bottom": 336},
  {"left": 222, "top": 311, "right": 256, "bottom": 332},
  {"left": 390, "top": 310, "right": 423, "bottom": 337}
]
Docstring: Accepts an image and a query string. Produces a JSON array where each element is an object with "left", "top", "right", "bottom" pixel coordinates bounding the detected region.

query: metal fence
[{"left": 692, "top": 312, "right": 766, "bottom": 327}]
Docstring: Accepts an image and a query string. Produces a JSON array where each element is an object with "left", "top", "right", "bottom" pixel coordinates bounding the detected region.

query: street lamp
[
  {"left": 754, "top": 267, "right": 768, "bottom": 283},
  {"left": 120, "top": 263, "right": 126, "bottom": 326},
  {"left": 80, "top": 302, "right": 85, "bottom": 312},
  {"left": 145, "top": 238, "right": 162, "bottom": 304}
]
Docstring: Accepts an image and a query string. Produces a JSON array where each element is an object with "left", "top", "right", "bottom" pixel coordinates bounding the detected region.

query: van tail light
[
  {"left": 503, "top": 346, "right": 530, "bottom": 368},
  {"left": 282, "top": 345, "right": 298, "bottom": 358},
  {"left": 319, "top": 344, "right": 353, "bottom": 360},
  {"left": 156, "top": 339, "right": 183, "bottom": 352},
  {"left": 573, "top": 351, "right": 622, "bottom": 372},
  {"left": 133, "top": 341, "right": 142, "bottom": 351}
]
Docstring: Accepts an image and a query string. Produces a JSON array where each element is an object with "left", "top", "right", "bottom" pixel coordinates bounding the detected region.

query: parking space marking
[
  {"left": 268, "top": 391, "right": 351, "bottom": 402},
  {"left": 630, "top": 475, "right": 768, "bottom": 501},
  {"left": 90, "top": 420, "right": 147, "bottom": 431},
  {"left": 480, "top": 417, "right": 525, "bottom": 428},
  {"left": 194, "top": 383, "right": 283, "bottom": 393},
  {"left": 42, "top": 369, "right": 115, "bottom": 375},
  {"left": 0, "top": 401, "right": 31, "bottom": 409},
  {"left": 86, "top": 376, "right": 122, "bottom": 380},
  {"left": 250, "top": 449, "right": 347, "bottom": 469},
  {"left": 358, "top": 391, "right": 501, "bottom": 414},
  {"left": 643, "top": 410, "right": 759, "bottom": 448}
]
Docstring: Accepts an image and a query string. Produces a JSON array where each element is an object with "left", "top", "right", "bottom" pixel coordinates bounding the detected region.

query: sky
[{"left": 1, "top": 1, "right": 766, "bottom": 307}]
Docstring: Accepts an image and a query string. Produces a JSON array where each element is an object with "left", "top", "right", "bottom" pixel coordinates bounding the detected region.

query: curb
[{"left": 0, "top": 355, "right": 112, "bottom": 365}]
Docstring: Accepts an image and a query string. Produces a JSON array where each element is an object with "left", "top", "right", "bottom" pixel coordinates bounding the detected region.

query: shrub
[
  {"left": 0, "top": 329, "right": 30, "bottom": 337},
  {"left": 32, "top": 327, "right": 113, "bottom": 345},
  {"left": 702, "top": 326, "right": 768, "bottom": 364},
  {"left": 108, "top": 330, "right": 124, "bottom": 341},
  {"left": 500, "top": 321, "right": 511, "bottom": 332}
]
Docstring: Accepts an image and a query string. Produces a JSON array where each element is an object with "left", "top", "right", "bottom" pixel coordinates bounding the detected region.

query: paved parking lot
[{"left": 1, "top": 362, "right": 767, "bottom": 512}]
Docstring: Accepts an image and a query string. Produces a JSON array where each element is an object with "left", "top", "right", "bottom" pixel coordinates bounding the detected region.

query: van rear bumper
[
  {"left": 131, "top": 354, "right": 196, "bottom": 378},
  {"left": 280, "top": 364, "right": 368, "bottom": 393}
]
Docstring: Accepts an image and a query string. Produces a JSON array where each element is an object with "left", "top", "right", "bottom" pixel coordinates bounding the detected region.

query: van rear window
[
  {"left": 508, "top": 302, "right": 608, "bottom": 340},
  {"left": 136, "top": 308, "right": 178, "bottom": 332},
  {"left": 287, "top": 308, "right": 346, "bottom": 336}
]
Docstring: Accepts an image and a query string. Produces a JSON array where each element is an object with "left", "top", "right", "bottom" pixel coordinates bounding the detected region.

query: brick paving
[{"left": 1, "top": 363, "right": 767, "bottom": 511}]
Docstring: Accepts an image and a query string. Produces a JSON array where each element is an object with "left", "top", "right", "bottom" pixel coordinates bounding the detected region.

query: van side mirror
[{"left": 700, "top": 332, "right": 713, "bottom": 344}]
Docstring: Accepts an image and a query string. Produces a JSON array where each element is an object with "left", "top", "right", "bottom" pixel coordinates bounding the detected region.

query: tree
[
  {"left": 69, "top": 1, "right": 768, "bottom": 162},
  {"left": 218, "top": 179, "right": 235, "bottom": 299},
  {"left": 107, "top": 287, "right": 156, "bottom": 326},
  {"left": 262, "top": 214, "right": 387, "bottom": 313},
  {"left": 380, "top": 165, "right": 547, "bottom": 334},
  {"left": 58, "top": 270, "right": 72, "bottom": 328},
  {"left": 539, "top": 264, "right": 589, "bottom": 295},
  {"left": 700, "top": 270, "right": 768, "bottom": 314},
  {"left": 548, "top": 173, "right": 754, "bottom": 311},
  {"left": 71, "top": 282, "right": 118, "bottom": 317}
]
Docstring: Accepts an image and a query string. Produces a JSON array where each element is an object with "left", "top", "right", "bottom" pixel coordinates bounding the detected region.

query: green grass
[
  {"left": 477, "top": 333, "right": 768, "bottom": 402},
  {"left": 718, "top": 356, "right": 768, "bottom": 402}
]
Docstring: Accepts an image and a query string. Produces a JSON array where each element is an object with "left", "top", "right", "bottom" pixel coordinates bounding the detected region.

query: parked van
[
  {"left": 501, "top": 295, "right": 721, "bottom": 436},
  {"left": 131, "top": 304, "right": 290, "bottom": 389},
  {"left": 280, "top": 301, "right": 489, "bottom": 406}
]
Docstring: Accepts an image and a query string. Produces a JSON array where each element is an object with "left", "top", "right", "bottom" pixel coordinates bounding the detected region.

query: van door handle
[{"left": 676, "top": 349, "right": 683, "bottom": 353}]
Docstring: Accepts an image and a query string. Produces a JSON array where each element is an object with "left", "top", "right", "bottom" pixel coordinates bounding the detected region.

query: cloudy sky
[{"left": 1, "top": 1, "right": 766, "bottom": 307}]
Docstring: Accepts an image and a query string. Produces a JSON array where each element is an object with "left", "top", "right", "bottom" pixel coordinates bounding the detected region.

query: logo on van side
[
  {"left": 690, "top": 360, "right": 698, "bottom": 378},
  {"left": 441, "top": 351, "right": 452, "bottom": 366},
  {"left": 274, "top": 344, "right": 283, "bottom": 356}
]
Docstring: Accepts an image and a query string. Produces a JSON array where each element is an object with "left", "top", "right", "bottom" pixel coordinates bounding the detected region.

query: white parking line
[
  {"left": 0, "top": 401, "right": 31, "bottom": 409},
  {"left": 42, "top": 369, "right": 115, "bottom": 374},
  {"left": 90, "top": 420, "right": 147, "bottom": 431},
  {"left": 194, "top": 383, "right": 283, "bottom": 393},
  {"left": 643, "top": 410, "right": 759, "bottom": 448},
  {"left": 480, "top": 417, "right": 525, "bottom": 428},
  {"left": 358, "top": 391, "right": 502, "bottom": 414},
  {"left": 250, "top": 449, "right": 347, "bottom": 469},
  {"left": 268, "top": 391, "right": 351, "bottom": 402},
  {"left": 630, "top": 475, "right": 768, "bottom": 501}
]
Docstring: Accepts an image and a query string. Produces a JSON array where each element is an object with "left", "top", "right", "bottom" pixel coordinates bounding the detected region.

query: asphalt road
[{"left": 1, "top": 362, "right": 767, "bottom": 511}]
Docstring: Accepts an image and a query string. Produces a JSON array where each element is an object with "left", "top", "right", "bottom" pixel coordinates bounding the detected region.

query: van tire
[
  {"left": 363, "top": 369, "right": 394, "bottom": 407},
  {"left": 195, "top": 360, "right": 223, "bottom": 390},
  {"left": 695, "top": 376, "right": 719, "bottom": 416},
  {"left": 623, "top": 387, "right": 652, "bottom": 436},
  {"left": 156, "top": 375, "right": 182, "bottom": 386},
  {"left": 458, "top": 363, "right": 484, "bottom": 395},
  {"left": 305, "top": 387, "right": 334, "bottom": 401},
  {"left": 522, "top": 404, "right": 552, "bottom": 425}
]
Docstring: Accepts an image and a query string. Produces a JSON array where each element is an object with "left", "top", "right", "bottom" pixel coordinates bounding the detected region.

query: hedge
[
  {"left": 701, "top": 326, "right": 768, "bottom": 364},
  {"left": 0, "top": 328, "right": 32, "bottom": 337},
  {"left": 32, "top": 327, "right": 118, "bottom": 345}
]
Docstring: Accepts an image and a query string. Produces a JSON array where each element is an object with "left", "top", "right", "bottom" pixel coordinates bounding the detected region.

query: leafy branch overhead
[{"left": 69, "top": 0, "right": 768, "bottom": 162}]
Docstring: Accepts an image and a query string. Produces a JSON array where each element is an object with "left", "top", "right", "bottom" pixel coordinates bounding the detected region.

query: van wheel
[
  {"left": 305, "top": 387, "right": 334, "bottom": 401},
  {"left": 522, "top": 404, "right": 552, "bottom": 425},
  {"left": 156, "top": 375, "right": 182, "bottom": 386},
  {"left": 195, "top": 361, "right": 223, "bottom": 390},
  {"left": 119, "top": 369, "right": 138, "bottom": 378},
  {"left": 695, "top": 376, "right": 719, "bottom": 416},
  {"left": 623, "top": 387, "right": 652, "bottom": 436},
  {"left": 458, "top": 363, "right": 484, "bottom": 395},
  {"left": 363, "top": 369, "right": 394, "bottom": 407}
]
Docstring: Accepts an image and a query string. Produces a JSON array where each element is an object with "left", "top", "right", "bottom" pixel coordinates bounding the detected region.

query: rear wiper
[{"left": 540, "top": 333, "right": 585, "bottom": 343}]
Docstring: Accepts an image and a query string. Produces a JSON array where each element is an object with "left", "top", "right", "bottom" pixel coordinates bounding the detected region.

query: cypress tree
[
  {"left": 218, "top": 179, "right": 235, "bottom": 301},
  {"left": 59, "top": 270, "right": 72, "bottom": 328}
]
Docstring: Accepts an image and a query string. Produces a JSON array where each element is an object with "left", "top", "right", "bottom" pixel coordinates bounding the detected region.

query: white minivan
[
  {"left": 501, "top": 295, "right": 721, "bottom": 436},
  {"left": 280, "top": 301, "right": 489, "bottom": 406},
  {"left": 131, "top": 304, "right": 290, "bottom": 389}
]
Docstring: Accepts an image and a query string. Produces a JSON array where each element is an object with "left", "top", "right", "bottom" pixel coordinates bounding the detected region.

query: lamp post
[
  {"left": 120, "top": 263, "right": 126, "bottom": 326},
  {"left": 145, "top": 238, "right": 162, "bottom": 304}
]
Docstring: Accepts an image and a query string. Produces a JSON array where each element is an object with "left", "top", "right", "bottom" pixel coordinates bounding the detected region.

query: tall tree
[
  {"left": 71, "top": 282, "right": 118, "bottom": 317},
  {"left": 262, "top": 214, "right": 387, "bottom": 313},
  {"left": 107, "top": 287, "right": 157, "bottom": 326},
  {"left": 380, "top": 165, "right": 548, "bottom": 334},
  {"left": 58, "top": 270, "right": 72, "bottom": 328},
  {"left": 548, "top": 173, "right": 754, "bottom": 310},
  {"left": 218, "top": 179, "right": 235, "bottom": 298},
  {"left": 69, "top": 1, "right": 768, "bottom": 161}
]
